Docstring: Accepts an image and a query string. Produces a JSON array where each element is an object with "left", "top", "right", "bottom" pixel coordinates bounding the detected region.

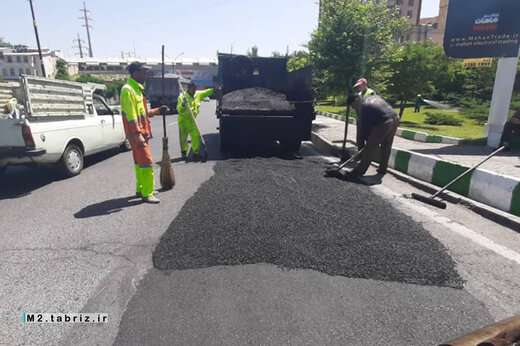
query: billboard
[{"left": 444, "top": 0, "right": 520, "bottom": 58}]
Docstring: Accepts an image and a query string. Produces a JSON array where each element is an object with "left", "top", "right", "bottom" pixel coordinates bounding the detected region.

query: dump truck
[
  {"left": 145, "top": 73, "right": 189, "bottom": 113},
  {"left": 0, "top": 76, "right": 127, "bottom": 177},
  {"left": 216, "top": 54, "right": 315, "bottom": 152}
]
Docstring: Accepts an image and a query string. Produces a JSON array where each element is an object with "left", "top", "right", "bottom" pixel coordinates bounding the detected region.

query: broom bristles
[{"left": 160, "top": 148, "right": 175, "bottom": 189}]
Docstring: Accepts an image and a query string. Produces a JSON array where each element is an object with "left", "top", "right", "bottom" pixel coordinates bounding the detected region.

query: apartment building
[{"left": 0, "top": 46, "right": 58, "bottom": 80}]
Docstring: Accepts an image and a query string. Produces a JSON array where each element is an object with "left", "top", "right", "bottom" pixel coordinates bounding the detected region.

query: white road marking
[
  {"left": 302, "top": 143, "right": 520, "bottom": 266},
  {"left": 374, "top": 184, "right": 520, "bottom": 266}
]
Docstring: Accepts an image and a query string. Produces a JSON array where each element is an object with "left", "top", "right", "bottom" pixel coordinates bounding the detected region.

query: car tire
[{"left": 60, "top": 144, "right": 84, "bottom": 177}]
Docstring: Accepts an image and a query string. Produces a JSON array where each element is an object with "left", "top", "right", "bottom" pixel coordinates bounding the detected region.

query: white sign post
[{"left": 487, "top": 49, "right": 520, "bottom": 147}]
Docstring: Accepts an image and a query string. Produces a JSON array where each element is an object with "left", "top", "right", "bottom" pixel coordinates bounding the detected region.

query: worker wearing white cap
[{"left": 353, "top": 78, "right": 375, "bottom": 99}]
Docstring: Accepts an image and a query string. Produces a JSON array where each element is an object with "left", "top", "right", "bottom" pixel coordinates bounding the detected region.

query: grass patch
[
  {"left": 424, "top": 112, "right": 463, "bottom": 126},
  {"left": 317, "top": 103, "right": 486, "bottom": 139},
  {"left": 399, "top": 108, "right": 484, "bottom": 139}
]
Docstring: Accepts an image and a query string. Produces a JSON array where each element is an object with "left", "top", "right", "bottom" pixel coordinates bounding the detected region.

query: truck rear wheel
[
  {"left": 60, "top": 144, "right": 84, "bottom": 177},
  {"left": 280, "top": 139, "right": 301, "bottom": 153}
]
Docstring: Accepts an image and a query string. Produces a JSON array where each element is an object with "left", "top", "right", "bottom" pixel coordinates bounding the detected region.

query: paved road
[{"left": 1, "top": 100, "right": 519, "bottom": 345}]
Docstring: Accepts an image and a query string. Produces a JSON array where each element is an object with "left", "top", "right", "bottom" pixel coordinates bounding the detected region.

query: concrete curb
[
  {"left": 396, "top": 128, "right": 463, "bottom": 144},
  {"left": 311, "top": 129, "right": 520, "bottom": 218},
  {"left": 317, "top": 111, "right": 463, "bottom": 145}
]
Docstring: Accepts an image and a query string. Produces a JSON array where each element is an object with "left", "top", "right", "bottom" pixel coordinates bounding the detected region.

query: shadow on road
[
  {"left": 0, "top": 149, "right": 125, "bottom": 201},
  {"left": 74, "top": 196, "right": 142, "bottom": 219},
  {"left": 414, "top": 143, "right": 519, "bottom": 157}
]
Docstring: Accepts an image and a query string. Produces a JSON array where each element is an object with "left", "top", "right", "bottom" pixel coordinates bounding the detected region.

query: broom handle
[
  {"left": 161, "top": 45, "right": 167, "bottom": 139},
  {"left": 432, "top": 146, "right": 506, "bottom": 199},
  {"left": 341, "top": 104, "right": 350, "bottom": 160}
]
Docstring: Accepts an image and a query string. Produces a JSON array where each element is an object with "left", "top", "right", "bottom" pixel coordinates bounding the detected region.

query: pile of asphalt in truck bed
[
  {"left": 221, "top": 87, "right": 295, "bottom": 114},
  {"left": 153, "top": 156, "right": 463, "bottom": 288}
]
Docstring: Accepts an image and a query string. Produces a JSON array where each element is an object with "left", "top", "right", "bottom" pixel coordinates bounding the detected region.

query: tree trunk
[{"left": 399, "top": 99, "right": 406, "bottom": 119}]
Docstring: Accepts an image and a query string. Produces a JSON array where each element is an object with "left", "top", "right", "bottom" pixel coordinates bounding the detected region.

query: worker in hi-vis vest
[
  {"left": 120, "top": 62, "right": 168, "bottom": 204},
  {"left": 177, "top": 82, "right": 214, "bottom": 161}
]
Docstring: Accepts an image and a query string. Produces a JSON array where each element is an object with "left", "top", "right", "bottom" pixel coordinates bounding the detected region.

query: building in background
[
  {"left": 387, "top": 0, "right": 422, "bottom": 25},
  {"left": 65, "top": 57, "right": 218, "bottom": 88},
  {"left": 435, "top": 0, "right": 449, "bottom": 45},
  {"left": 0, "top": 46, "right": 59, "bottom": 80},
  {"left": 385, "top": 0, "right": 437, "bottom": 43},
  {"left": 417, "top": 0, "right": 448, "bottom": 45}
]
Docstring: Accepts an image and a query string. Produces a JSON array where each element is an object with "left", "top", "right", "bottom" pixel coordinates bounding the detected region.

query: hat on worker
[
  {"left": 127, "top": 61, "right": 151, "bottom": 74},
  {"left": 353, "top": 78, "right": 368, "bottom": 88}
]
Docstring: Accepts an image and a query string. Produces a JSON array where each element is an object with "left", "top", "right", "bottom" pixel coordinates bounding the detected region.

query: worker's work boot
[
  {"left": 136, "top": 190, "right": 158, "bottom": 198},
  {"left": 181, "top": 151, "right": 188, "bottom": 161},
  {"left": 142, "top": 195, "right": 160, "bottom": 204},
  {"left": 192, "top": 153, "right": 201, "bottom": 162}
]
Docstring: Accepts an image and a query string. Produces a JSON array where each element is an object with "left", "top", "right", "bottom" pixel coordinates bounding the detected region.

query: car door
[{"left": 93, "top": 95, "right": 124, "bottom": 148}]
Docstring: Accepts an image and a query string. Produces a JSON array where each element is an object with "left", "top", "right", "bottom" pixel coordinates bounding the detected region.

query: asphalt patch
[{"left": 153, "top": 156, "right": 464, "bottom": 288}]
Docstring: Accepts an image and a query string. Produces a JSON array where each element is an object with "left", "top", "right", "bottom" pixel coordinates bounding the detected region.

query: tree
[
  {"left": 287, "top": 50, "right": 311, "bottom": 72},
  {"left": 0, "top": 37, "right": 13, "bottom": 48},
  {"left": 75, "top": 74, "right": 105, "bottom": 84},
  {"left": 105, "top": 80, "right": 126, "bottom": 100},
  {"left": 55, "top": 59, "right": 70, "bottom": 80},
  {"left": 308, "top": 0, "right": 408, "bottom": 97},
  {"left": 387, "top": 42, "right": 442, "bottom": 116},
  {"left": 247, "top": 46, "right": 259, "bottom": 57}
]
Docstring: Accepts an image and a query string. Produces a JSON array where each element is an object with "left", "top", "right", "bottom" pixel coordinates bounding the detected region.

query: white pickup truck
[{"left": 0, "top": 76, "right": 128, "bottom": 177}]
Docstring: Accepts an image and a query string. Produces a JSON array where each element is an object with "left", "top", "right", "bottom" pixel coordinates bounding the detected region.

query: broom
[{"left": 159, "top": 44, "right": 175, "bottom": 189}]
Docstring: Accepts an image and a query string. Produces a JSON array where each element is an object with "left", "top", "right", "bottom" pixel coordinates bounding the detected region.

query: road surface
[{"left": 0, "top": 100, "right": 519, "bottom": 345}]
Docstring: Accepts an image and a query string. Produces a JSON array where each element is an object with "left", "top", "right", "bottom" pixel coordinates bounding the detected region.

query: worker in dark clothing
[
  {"left": 347, "top": 94, "right": 399, "bottom": 178},
  {"left": 501, "top": 109, "right": 520, "bottom": 148}
]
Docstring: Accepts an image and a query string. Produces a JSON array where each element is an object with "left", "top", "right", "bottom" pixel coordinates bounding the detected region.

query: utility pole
[
  {"left": 80, "top": 1, "right": 94, "bottom": 57},
  {"left": 28, "top": 0, "right": 46, "bottom": 77},
  {"left": 73, "top": 33, "right": 84, "bottom": 59}
]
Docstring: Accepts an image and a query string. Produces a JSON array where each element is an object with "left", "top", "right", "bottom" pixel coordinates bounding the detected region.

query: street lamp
[{"left": 173, "top": 52, "right": 184, "bottom": 75}]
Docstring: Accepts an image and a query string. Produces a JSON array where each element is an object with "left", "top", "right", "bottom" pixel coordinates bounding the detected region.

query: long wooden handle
[{"left": 161, "top": 45, "right": 166, "bottom": 139}]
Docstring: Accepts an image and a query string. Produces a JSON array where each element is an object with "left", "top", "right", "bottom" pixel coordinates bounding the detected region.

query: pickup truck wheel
[{"left": 60, "top": 144, "right": 84, "bottom": 177}]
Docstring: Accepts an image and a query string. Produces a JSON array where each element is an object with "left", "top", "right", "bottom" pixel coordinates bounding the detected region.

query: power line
[
  {"left": 79, "top": 1, "right": 94, "bottom": 57},
  {"left": 73, "top": 33, "right": 85, "bottom": 59}
]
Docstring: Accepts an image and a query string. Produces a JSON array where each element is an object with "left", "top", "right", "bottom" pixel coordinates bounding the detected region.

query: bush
[
  {"left": 464, "top": 105, "right": 489, "bottom": 125},
  {"left": 424, "top": 112, "right": 463, "bottom": 126}
]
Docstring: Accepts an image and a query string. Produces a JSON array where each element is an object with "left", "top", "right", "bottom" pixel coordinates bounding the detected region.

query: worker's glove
[{"left": 136, "top": 133, "right": 146, "bottom": 147}]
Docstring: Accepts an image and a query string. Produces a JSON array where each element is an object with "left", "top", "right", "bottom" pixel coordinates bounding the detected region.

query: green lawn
[
  {"left": 398, "top": 108, "right": 485, "bottom": 139},
  {"left": 316, "top": 103, "right": 486, "bottom": 139}
]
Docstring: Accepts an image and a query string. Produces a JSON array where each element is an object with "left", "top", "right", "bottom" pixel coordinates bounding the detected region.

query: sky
[{"left": 0, "top": 0, "right": 440, "bottom": 60}]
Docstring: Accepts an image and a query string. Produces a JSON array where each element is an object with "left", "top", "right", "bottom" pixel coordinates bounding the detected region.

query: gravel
[
  {"left": 221, "top": 87, "right": 295, "bottom": 114},
  {"left": 153, "top": 156, "right": 464, "bottom": 288}
]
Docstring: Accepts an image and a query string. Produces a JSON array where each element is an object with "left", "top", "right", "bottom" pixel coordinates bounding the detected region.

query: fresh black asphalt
[{"left": 153, "top": 155, "right": 464, "bottom": 288}]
